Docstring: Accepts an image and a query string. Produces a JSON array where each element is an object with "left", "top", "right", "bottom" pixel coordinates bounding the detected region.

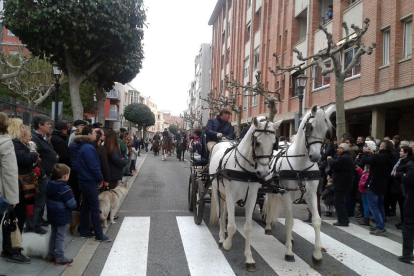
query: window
[
  {"left": 343, "top": 46, "right": 361, "bottom": 78},
  {"left": 313, "top": 59, "right": 331, "bottom": 90},
  {"left": 383, "top": 30, "right": 390, "bottom": 65},
  {"left": 257, "top": 9, "right": 261, "bottom": 29},
  {"left": 252, "top": 92, "right": 258, "bottom": 107},
  {"left": 228, "top": 21, "right": 231, "bottom": 38},
  {"left": 244, "top": 57, "right": 250, "bottom": 77},
  {"left": 7, "top": 30, "right": 15, "bottom": 36},
  {"left": 403, "top": 19, "right": 413, "bottom": 58},
  {"left": 253, "top": 47, "right": 260, "bottom": 70},
  {"left": 247, "top": 0, "right": 252, "bottom": 8},
  {"left": 246, "top": 24, "right": 251, "bottom": 41}
]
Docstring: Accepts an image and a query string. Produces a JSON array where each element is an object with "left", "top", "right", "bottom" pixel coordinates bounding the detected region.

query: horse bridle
[
  {"left": 250, "top": 119, "right": 278, "bottom": 168},
  {"left": 303, "top": 114, "right": 330, "bottom": 154}
]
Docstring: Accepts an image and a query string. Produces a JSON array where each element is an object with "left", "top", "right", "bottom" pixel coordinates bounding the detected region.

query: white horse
[
  {"left": 263, "top": 105, "right": 335, "bottom": 265},
  {"left": 209, "top": 116, "right": 283, "bottom": 271}
]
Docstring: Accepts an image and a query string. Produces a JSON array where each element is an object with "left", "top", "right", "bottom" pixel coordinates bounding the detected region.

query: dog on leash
[
  {"left": 99, "top": 183, "right": 128, "bottom": 228},
  {"left": 21, "top": 228, "right": 51, "bottom": 259}
]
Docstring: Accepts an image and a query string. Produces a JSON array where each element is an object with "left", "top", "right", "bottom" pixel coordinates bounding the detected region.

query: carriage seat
[{"left": 191, "top": 133, "right": 209, "bottom": 166}]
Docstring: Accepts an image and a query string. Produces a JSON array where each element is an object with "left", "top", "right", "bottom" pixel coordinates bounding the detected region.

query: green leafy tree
[
  {"left": 124, "top": 103, "right": 155, "bottom": 137},
  {"left": 3, "top": 0, "right": 146, "bottom": 120},
  {"left": 169, "top": 125, "right": 178, "bottom": 135}
]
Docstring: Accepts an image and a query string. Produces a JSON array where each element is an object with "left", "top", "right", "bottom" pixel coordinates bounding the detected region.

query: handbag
[
  {"left": 2, "top": 209, "right": 18, "bottom": 233},
  {"left": 18, "top": 171, "right": 39, "bottom": 202},
  {"left": 0, "top": 191, "right": 10, "bottom": 214}
]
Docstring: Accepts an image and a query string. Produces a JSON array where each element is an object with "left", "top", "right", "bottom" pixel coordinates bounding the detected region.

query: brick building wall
[{"left": 209, "top": 0, "right": 414, "bottom": 140}]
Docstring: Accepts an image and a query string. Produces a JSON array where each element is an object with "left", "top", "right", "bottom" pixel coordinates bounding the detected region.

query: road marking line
[
  {"left": 101, "top": 217, "right": 150, "bottom": 276},
  {"left": 177, "top": 216, "right": 235, "bottom": 276},
  {"left": 279, "top": 219, "right": 401, "bottom": 276},
  {"left": 235, "top": 218, "right": 320, "bottom": 275},
  {"left": 323, "top": 220, "right": 402, "bottom": 256}
]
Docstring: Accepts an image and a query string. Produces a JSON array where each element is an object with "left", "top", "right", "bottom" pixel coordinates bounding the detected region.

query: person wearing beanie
[{"left": 67, "top": 120, "right": 86, "bottom": 146}]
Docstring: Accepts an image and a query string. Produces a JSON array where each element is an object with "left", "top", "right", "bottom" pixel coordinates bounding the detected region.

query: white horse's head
[
  {"left": 299, "top": 105, "right": 335, "bottom": 162},
  {"left": 250, "top": 116, "right": 283, "bottom": 178}
]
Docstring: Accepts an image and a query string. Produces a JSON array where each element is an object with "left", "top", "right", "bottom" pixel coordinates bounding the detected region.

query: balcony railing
[
  {"left": 109, "top": 110, "right": 119, "bottom": 120},
  {"left": 106, "top": 89, "right": 121, "bottom": 101}
]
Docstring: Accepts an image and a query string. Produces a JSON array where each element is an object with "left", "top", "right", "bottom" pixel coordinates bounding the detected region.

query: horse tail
[
  {"left": 209, "top": 184, "right": 219, "bottom": 226},
  {"left": 262, "top": 193, "right": 283, "bottom": 226}
]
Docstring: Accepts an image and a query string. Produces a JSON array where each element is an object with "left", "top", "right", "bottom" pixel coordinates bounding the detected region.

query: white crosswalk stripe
[
  {"left": 279, "top": 218, "right": 401, "bottom": 276},
  {"left": 101, "top": 217, "right": 150, "bottom": 276},
  {"left": 102, "top": 216, "right": 406, "bottom": 276}
]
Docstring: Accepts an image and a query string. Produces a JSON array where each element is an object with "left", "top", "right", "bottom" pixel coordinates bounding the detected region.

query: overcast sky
[{"left": 130, "top": 0, "right": 217, "bottom": 116}]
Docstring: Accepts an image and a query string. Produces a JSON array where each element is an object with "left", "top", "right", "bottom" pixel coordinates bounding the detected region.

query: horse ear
[
  {"left": 325, "top": 104, "right": 336, "bottom": 118},
  {"left": 273, "top": 119, "right": 283, "bottom": 130},
  {"left": 311, "top": 105, "right": 318, "bottom": 115},
  {"left": 252, "top": 117, "right": 258, "bottom": 127}
]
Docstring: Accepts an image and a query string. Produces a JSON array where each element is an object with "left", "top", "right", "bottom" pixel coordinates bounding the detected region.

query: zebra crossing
[{"left": 99, "top": 216, "right": 410, "bottom": 276}]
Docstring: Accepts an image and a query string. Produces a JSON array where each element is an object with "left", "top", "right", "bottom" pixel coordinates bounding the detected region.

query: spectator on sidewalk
[
  {"left": 94, "top": 128, "right": 110, "bottom": 188},
  {"left": 51, "top": 122, "right": 71, "bottom": 167},
  {"left": 0, "top": 114, "right": 27, "bottom": 263},
  {"left": 68, "top": 120, "right": 86, "bottom": 146},
  {"left": 327, "top": 143, "right": 354, "bottom": 227},
  {"left": 362, "top": 140, "right": 396, "bottom": 236},
  {"left": 105, "top": 130, "right": 127, "bottom": 190},
  {"left": 356, "top": 165, "right": 370, "bottom": 226},
  {"left": 25, "top": 115, "right": 57, "bottom": 235},
  {"left": 130, "top": 145, "right": 139, "bottom": 173},
  {"left": 75, "top": 126, "right": 110, "bottom": 242},
  {"left": 45, "top": 164, "right": 77, "bottom": 265}
]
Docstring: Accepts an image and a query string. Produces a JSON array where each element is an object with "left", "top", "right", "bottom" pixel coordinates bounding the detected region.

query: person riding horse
[
  {"left": 153, "top": 133, "right": 160, "bottom": 141},
  {"left": 206, "top": 107, "right": 235, "bottom": 151}
]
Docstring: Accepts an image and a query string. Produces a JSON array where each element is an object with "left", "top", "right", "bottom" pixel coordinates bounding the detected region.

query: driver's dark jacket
[
  {"left": 206, "top": 116, "right": 235, "bottom": 142},
  {"left": 162, "top": 131, "right": 169, "bottom": 140},
  {"left": 153, "top": 134, "right": 160, "bottom": 141}
]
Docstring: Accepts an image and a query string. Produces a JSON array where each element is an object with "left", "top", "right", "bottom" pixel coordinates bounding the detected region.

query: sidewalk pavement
[{"left": 0, "top": 152, "right": 148, "bottom": 276}]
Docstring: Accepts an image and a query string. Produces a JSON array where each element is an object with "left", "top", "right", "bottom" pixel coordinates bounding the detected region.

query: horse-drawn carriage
[{"left": 187, "top": 105, "right": 335, "bottom": 272}]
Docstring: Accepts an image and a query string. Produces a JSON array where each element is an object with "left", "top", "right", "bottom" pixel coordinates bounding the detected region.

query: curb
[{"left": 62, "top": 153, "right": 148, "bottom": 276}]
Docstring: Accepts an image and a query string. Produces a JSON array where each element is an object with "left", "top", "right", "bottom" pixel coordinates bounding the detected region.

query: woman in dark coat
[
  {"left": 104, "top": 130, "right": 127, "bottom": 189},
  {"left": 392, "top": 146, "right": 414, "bottom": 229},
  {"left": 94, "top": 129, "right": 110, "bottom": 188}
]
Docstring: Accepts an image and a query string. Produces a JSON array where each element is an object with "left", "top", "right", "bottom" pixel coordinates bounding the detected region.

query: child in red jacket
[{"left": 356, "top": 165, "right": 370, "bottom": 226}]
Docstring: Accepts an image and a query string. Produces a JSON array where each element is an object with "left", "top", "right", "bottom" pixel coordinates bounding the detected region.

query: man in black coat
[
  {"left": 327, "top": 143, "right": 354, "bottom": 226},
  {"left": 206, "top": 107, "right": 235, "bottom": 151},
  {"left": 399, "top": 160, "right": 414, "bottom": 262},
  {"left": 362, "top": 140, "right": 396, "bottom": 236},
  {"left": 25, "top": 115, "right": 57, "bottom": 234},
  {"left": 51, "top": 122, "right": 71, "bottom": 167}
]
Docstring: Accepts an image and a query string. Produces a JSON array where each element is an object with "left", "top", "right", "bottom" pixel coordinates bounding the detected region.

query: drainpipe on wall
[
  {"left": 222, "top": 0, "right": 229, "bottom": 95},
  {"left": 303, "top": 0, "right": 310, "bottom": 116},
  {"left": 246, "top": 0, "right": 255, "bottom": 124}
]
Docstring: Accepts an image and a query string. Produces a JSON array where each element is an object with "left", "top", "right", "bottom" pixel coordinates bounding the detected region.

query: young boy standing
[{"left": 46, "top": 164, "right": 77, "bottom": 265}]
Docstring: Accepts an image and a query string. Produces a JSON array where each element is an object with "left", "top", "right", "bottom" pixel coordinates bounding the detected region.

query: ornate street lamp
[
  {"left": 119, "top": 113, "right": 124, "bottom": 127},
  {"left": 295, "top": 73, "right": 308, "bottom": 121},
  {"left": 52, "top": 62, "right": 62, "bottom": 123}
]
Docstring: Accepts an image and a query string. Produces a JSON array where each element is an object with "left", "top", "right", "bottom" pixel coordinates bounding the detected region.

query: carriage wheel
[
  {"left": 188, "top": 174, "right": 195, "bottom": 212},
  {"left": 193, "top": 179, "right": 205, "bottom": 225}
]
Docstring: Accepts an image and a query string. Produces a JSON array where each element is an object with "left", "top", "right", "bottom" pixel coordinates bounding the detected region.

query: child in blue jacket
[{"left": 46, "top": 164, "right": 77, "bottom": 266}]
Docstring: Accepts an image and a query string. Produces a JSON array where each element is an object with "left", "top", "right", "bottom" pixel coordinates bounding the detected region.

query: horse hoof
[
  {"left": 285, "top": 255, "right": 295, "bottom": 262},
  {"left": 312, "top": 256, "right": 322, "bottom": 266},
  {"left": 218, "top": 242, "right": 223, "bottom": 249},
  {"left": 265, "top": 229, "right": 272, "bottom": 235},
  {"left": 246, "top": 263, "right": 256, "bottom": 272}
]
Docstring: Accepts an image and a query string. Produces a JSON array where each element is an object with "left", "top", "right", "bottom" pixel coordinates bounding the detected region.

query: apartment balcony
[
  {"left": 314, "top": 21, "right": 332, "bottom": 54},
  {"left": 107, "top": 110, "right": 119, "bottom": 121},
  {"left": 106, "top": 89, "right": 121, "bottom": 101},
  {"left": 292, "top": 37, "right": 307, "bottom": 68}
]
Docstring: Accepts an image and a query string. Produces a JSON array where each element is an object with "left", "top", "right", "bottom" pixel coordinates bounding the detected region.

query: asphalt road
[{"left": 83, "top": 151, "right": 412, "bottom": 276}]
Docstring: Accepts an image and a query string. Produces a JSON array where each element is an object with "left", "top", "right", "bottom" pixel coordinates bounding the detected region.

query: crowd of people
[
  {"left": 0, "top": 113, "right": 140, "bottom": 265},
  {"left": 318, "top": 134, "right": 414, "bottom": 262}
]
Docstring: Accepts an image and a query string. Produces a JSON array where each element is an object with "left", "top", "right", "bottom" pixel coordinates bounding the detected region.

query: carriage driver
[{"left": 206, "top": 107, "right": 235, "bottom": 151}]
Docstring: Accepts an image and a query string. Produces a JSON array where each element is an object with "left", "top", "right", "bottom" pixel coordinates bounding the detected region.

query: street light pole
[
  {"left": 94, "top": 93, "right": 97, "bottom": 123},
  {"left": 52, "top": 63, "right": 62, "bottom": 124},
  {"left": 295, "top": 73, "right": 308, "bottom": 126}
]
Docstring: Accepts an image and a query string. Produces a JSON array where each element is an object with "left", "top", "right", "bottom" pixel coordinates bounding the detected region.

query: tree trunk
[
  {"left": 67, "top": 70, "right": 85, "bottom": 120},
  {"left": 143, "top": 126, "right": 147, "bottom": 140},
  {"left": 28, "top": 102, "right": 34, "bottom": 125},
  {"left": 334, "top": 76, "right": 346, "bottom": 139},
  {"left": 96, "top": 85, "right": 105, "bottom": 124},
  {"left": 268, "top": 101, "right": 276, "bottom": 122},
  {"left": 236, "top": 111, "right": 242, "bottom": 137}
]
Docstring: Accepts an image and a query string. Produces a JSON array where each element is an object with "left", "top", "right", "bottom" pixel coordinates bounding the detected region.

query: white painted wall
[
  {"left": 295, "top": 0, "right": 308, "bottom": 18},
  {"left": 255, "top": 0, "right": 262, "bottom": 13},
  {"left": 246, "top": 6, "right": 252, "bottom": 24},
  {"left": 314, "top": 21, "right": 332, "bottom": 54},
  {"left": 245, "top": 41, "right": 251, "bottom": 58},
  {"left": 292, "top": 38, "right": 307, "bottom": 67},
  {"left": 342, "top": 1, "right": 363, "bottom": 36},
  {"left": 254, "top": 30, "right": 261, "bottom": 48}
]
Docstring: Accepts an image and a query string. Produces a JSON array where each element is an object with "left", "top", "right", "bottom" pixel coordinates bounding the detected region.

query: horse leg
[
  {"left": 284, "top": 194, "right": 295, "bottom": 262},
  {"left": 306, "top": 186, "right": 323, "bottom": 265},
  {"left": 244, "top": 192, "right": 258, "bottom": 272},
  {"left": 218, "top": 197, "right": 227, "bottom": 249},
  {"left": 223, "top": 196, "right": 236, "bottom": 251}
]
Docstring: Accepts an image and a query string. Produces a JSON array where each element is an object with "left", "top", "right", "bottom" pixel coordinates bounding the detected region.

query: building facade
[
  {"left": 208, "top": 0, "right": 414, "bottom": 140},
  {"left": 187, "top": 43, "right": 212, "bottom": 128}
]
